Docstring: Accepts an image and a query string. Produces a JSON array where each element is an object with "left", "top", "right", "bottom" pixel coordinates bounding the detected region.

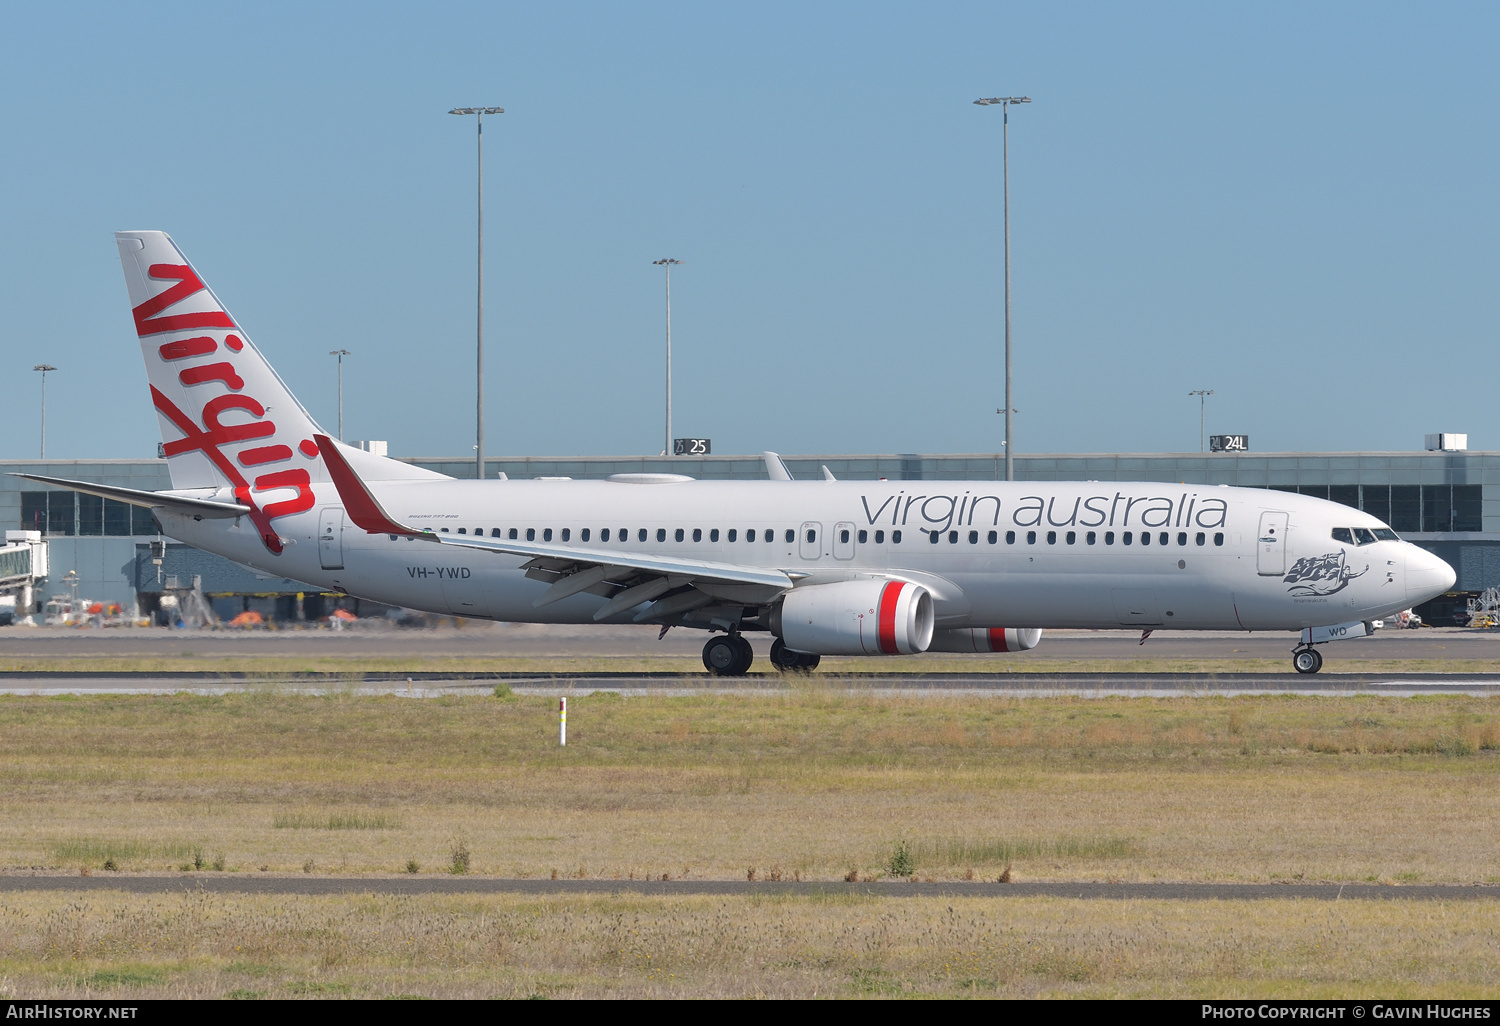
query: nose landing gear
[
  {"left": 1292, "top": 645, "right": 1323, "bottom": 674},
  {"left": 703, "top": 633, "right": 754, "bottom": 676}
]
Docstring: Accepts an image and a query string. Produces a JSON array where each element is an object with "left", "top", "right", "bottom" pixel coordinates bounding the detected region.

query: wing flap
[{"left": 314, "top": 434, "right": 794, "bottom": 595}]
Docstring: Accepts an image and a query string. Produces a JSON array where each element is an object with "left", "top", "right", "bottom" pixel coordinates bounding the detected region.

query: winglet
[
  {"left": 316, "top": 434, "right": 419, "bottom": 535},
  {"left": 763, "top": 451, "right": 794, "bottom": 481}
]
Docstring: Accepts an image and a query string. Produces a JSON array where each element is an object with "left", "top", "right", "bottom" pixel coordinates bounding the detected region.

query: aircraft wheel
[
  {"left": 770, "top": 638, "right": 820, "bottom": 673},
  {"left": 703, "top": 635, "right": 749, "bottom": 676},
  {"left": 732, "top": 635, "right": 755, "bottom": 674},
  {"left": 1293, "top": 647, "right": 1323, "bottom": 674}
]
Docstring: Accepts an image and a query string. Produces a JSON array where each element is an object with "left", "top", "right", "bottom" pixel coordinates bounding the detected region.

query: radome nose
[{"left": 1406, "top": 545, "right": 1457, "bottom": 605}]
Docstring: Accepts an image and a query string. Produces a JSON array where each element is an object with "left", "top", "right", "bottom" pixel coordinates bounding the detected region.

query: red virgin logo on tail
[
  {"left": 139, "top": 265, "right": 314, "bottom": 554},
  {"left": 133, "top": 264, "right": 236, "bottom": 336}
]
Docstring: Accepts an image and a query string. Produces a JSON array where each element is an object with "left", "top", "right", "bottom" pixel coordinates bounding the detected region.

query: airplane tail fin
[{"left": 115, "top": 231, "right": 443, "bottom": 552}]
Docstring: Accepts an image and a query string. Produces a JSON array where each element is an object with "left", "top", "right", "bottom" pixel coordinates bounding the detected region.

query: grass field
[
  {"left": 3, "top": 690, "right": 1499, "bottom": 998},
  {"left": 2, "top": 890, "right": 1499, "bottom": 999}
]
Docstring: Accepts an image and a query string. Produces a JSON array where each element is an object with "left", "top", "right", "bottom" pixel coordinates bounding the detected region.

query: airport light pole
[
  {"left": 33, "top": 364, "right": 56, "bottom": 459},
  {"left": 653, "top": 258, "right": 683, "bottom": 456},
  {"left": 975, "top": 96, "right": 1030, "bottom": 482},
  {"left": 449, "top": 105, "right": 505, "bottom": 480},
  {"left": 329, "top": 349, "right": 351, "bottom": 441},
  {"left": 1189, "top": 389, "right": 1214, "bottom": 453}
]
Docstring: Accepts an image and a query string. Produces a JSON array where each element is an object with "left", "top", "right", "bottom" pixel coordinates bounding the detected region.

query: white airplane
[{"left": 17, "top": 232, "right": 1457, "bottom": 675}]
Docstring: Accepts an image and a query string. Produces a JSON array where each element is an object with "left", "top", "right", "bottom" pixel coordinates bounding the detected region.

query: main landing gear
[
  {"left": 1292, "top": 645, "right": 1323, "bottom": 675},
  {"left": 703, "top": 634, "right": 754, "bottom": 676},
  {"left": 769, "top": 638, "right": 820, "bottom": 673}
]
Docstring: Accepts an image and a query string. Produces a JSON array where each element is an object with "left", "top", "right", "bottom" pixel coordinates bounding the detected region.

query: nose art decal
[{"left": 1283, "top": 551, "right": 1368, "bottom": 596}]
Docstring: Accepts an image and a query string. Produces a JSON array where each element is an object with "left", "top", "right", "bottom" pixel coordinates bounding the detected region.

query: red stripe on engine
[
  {"left": 987, "top": 628, "right": 1010, "bottom": 653},
  {"left": 878, "top": 581, "right": 905, "bottom": 655}
]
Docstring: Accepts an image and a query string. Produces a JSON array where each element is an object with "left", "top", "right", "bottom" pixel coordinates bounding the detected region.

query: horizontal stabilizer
[{"left": 10, "top": 473, "right": 251, "bottom": 519}]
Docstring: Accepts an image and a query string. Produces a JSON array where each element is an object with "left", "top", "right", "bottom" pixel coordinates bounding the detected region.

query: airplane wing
[
  {"left": 10, "top": 473, "right": 252, "bottom": 519},
  {"left": 315, "top": 435, "right": 794, "bottom": 621}
]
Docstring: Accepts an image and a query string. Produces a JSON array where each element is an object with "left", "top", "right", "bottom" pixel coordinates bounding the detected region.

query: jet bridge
[{"left": 0, "top": 530, "right": 50, "bottom": 626}]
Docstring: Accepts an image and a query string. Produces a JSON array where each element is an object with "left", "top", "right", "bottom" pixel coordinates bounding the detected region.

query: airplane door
[
  {"left": 800, "top": 522, "right": 822, "bottom": 560},
  {"left": 319, "top": 507, "right": 345, "bottom": 570},
  {"left": 833, "top": 522, "right": 856, "bottom": 560},
  {"left": 1257, "top": 511, "right": 1288, "bottom": 576}
]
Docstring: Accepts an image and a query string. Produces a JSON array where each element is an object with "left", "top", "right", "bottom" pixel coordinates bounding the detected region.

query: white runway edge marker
[{"left": 560, "top": 696, "right": 566, "bottom": 746}]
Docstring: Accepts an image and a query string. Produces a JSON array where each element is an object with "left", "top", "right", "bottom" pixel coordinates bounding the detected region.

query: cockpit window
[
  {"left": 1332, "top": 527, "right": 1353, "bottom": 544},
  {"left": 1374, "top": 528, "right": 1399, "bottom": 541},
  {"left": 1354, "top": 528, "right": 1377, "bottom": 546}
]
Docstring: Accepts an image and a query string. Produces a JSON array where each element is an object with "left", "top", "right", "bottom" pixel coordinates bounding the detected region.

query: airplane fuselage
[{"left": 157, "top": 477, "right": 1445, "bottom": 632}]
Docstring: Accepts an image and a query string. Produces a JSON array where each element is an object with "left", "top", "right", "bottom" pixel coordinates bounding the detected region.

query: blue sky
[{"left": 2, "top": 1, "right": 1496, "bottom": 461}]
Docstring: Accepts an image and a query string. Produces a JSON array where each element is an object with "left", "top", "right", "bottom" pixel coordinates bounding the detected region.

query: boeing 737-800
[{"left": 15, "top": 232, "right": 1457, "bottom": 675}]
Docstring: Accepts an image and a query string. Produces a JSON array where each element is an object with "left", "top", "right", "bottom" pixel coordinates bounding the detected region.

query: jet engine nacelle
[
  {"left": 772, "top": 579, "right": 935, "bottom": 656},
  {"left": 927, "top": 627, "right": 1042, "bottom": 653}
]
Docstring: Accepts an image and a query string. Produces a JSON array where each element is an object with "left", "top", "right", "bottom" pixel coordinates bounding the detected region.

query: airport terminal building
[{"left": 3, "top": 447, "right": 1496, "bottom": 624}]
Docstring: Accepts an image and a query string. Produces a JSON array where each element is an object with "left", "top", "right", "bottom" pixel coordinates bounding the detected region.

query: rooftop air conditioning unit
[{"left": 1424, "top": 433, "right": 1467, "bottom": 452}]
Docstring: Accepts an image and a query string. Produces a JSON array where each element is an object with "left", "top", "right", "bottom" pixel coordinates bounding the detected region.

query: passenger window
[
  {"left": 987, "top": 531, "right": 997, "bottom": 544},
  {"left": 692, "top": 528, "right": 701, "bottom": 542},
  {"left": 561, "top": 528, "right": 570, "bottom": 542},
  {"left": 601, "top": 528, "right": 611, "bottom": 542},
  {"left": 841, "top": 529, "right": 851, "bottom": 544},
  {"left": 526, "top": 528, "right": 535, "bottom": 541},
  {"left": 1354, "top": 528, "right": 1377, "bottom": 546},
  {"left": 929, "top": 531, "right": 941, "bottom": 545},
  {"left": 710, "top": 529, "right": 719, "bottom": 542},
  {"left": 857, "top": 530, "right": 867, "bottom": 543},
  {"left": 969, "top": 530, "right": 978, "bottom": 544},
  {"left": 491, "top": 528, "right": 503, "bottom": 538},
  {"left": 1160, "top": 532, "right": 1169, "bottom": 546},
  {"left": 1006, "top": 530, "right": 1016, "bottom": 544},
  {"left": 509, "top": 528, "right": 518, "bottom": 540},
  {"left": 674, "top": 528, "right": 683, "bottom": 542},
  {"left": 1046, "top": 531, "right": 1056, "bottom": 544},
  {"left": 1066, "top": 531, "right": 1076, "bottom": 544},
  {"left": 440, "top": 528, "right": 449, "bottom": 533},
  {"left": 746, "top": 529, "right": 756, "bottom": 542},
  {"left": 1176, "top": 532, "right": 1186, "bottom": 546},
  {"left": 892, "top": 530, "right": 902, "bottom": 543},
  {"left": 949, "top": 531, "right": 958, "bottom": 544},
  {"left": 786, "top": 529, "right": 795, "bottom": 543},
  {"left": 544, "top": 528, "right": 553, "bottom": 542},
  {"left": 657, "top": 529, "right": 667, "bottom": 542},
  {"left": 1086, "top": 531, "right": 1096, "bottom": 545},
  {"left": 1123, "top": 532, "right": 1132, "bottom": 545},
  {"left": 457, "top": 528, "right": 466, "bottom": 535},
  {"left": 806, "top": 529, "right": 816, "bottom": 544},
  {"left": 581, "top": 528, "right": 590, "bottom": 542},
  {"left": 1214, "top": 532, "right": 1224, "bottom": 546},
  {"left": 875, "top": 530, "right": 885, "bottom": 543},
  {"left": 1141, "top": 531, "right": 1149, "bottom": 546},
  {"left": 638, "top": 529, "right": 648, "bottom": 542},
  {"left": 1027, "top": 531, "right": 1037, "bottom": 544},
  {"left": 728, "top": 529, "right": 737, "bottom": 542},
  {"left": 1105, "top": 532, "right": 1115, "bottom": 544},
  {"left": 1332, "top": 527, "right": 1353, "bottom": 544},
  {"left": 1195, "top": 532, "right": 1205, "bottom": 546}
]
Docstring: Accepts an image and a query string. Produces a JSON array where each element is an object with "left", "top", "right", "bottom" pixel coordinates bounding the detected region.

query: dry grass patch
[
  {"left": 0, "top": 890, "right": 1497, "bottom": 998},
  {"left": 0, "top": 692, "right": 1498, "bottom": 882}
]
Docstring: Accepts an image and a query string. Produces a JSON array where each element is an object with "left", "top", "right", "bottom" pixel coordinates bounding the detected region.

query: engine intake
[
  {"left": 927, "top": 627, "right": 1042, "bottom": 653},
  {"left": 772, "top": 579, "right": 934, "bottom": 656}
]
